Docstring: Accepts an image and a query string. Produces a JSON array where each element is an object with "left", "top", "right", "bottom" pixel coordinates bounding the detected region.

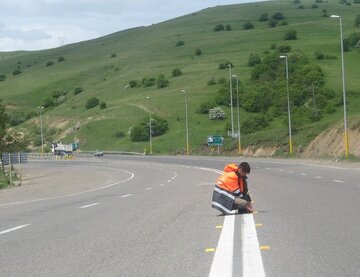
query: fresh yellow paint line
[
  {"left": 255, "top": 223, "right": 263, "bottom": 227},
  {"left": 260, "top": 246, "right": 271, "bottom": 250},
  {"left": 205, "top": 248, "right": 216, "bottom": 252},
  {"left": 215, "top": 225, "right": 223, "bottom": 229}
]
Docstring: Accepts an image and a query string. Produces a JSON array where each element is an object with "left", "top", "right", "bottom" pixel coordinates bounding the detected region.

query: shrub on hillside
[
  {"left": 272, "top": 12, "right": 285, "bottom": 20},
  {"left": 278, "top": 20, "right": 288, "bottom": 26},
  {"left": 74, "top": 87, "right": 83, "bottom": 95},
  {"left": 172, "top": 68, "right": 183, "bottom": 77},
  {"left": 268, "top": 19, "right": 278, "bottom": 28},
  {"left": 110, "top": 53, "right": 117, "bottom": 58},
  {"left": 197, "top": 102, "right": 215, "bottom": 114},
  {"left": 247, "top": 54, "right": 261, "bottom": 66},
  {"left": 277, "top": 44, "right": 292, "bottom": 53},
  {"left": 13, "top": 69, "right": 22, "bottom": 75},
  {"left": 142, "top": 77, "right": 156, "bottom": 87},
  {"left": 0, "top": 74, "right": 6, "bottom": 81},
  {"left": 213, "top": 24, "right": 225, "bottom": 32},
  {"left": 243, "top": 22, "right": 254, "bottom": 30},
  {"left": 195, "top": 48, "right": 202, "bottom": 56},
  {"left": 218, "top": 62, "right": 233, "bottom": 69},
  {"left": 42, "top": 97, "right": 55, "bottom": 108},
  {"left": 46, "top": 61, "right": 54, "bottom": 67},
  {"left": 242, "top": 114, "right": 269, "bottom": 134},
  {"left": 225, "top": 24, "right": 232, "bottom": 31},
  {"left": 176, "top": 41, "right": 185, "bottom": 47},
  {"left": 157, "top": 75, "right": 169, "bottom": 88},
  {"left": 284, "top": 29, "right": 297, "bottom": 40},
  {"left": 129, "top": 80, "right": 137, "bottom": 88},
  {"left": 85, "top": 97, "right": 100, "bottom": 109},
  {"left": 258, "top": 13, "right": 269, "bottom": 21},
  {"left": 209, "top": 107, "right": 226, "bottom": 120},
  {"left": 58, "top": 56, "right": 65, "bottom": 62},
  {"left": 130, "top": 115, "right": 169, "bottom": 142},
  {"left": 100, "top": 102, "right": 107, "bottom": 109},
  {"left": 356, "top": 15, "right": 360, "bottom": 27}
]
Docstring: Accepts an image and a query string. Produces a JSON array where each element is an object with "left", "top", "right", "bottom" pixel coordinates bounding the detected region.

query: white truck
[{"left": 51, "top": 142, "right": 76, "bottom": 156}]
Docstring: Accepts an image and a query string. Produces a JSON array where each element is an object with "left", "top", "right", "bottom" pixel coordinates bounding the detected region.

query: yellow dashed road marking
[
  {"left": 215, "top": 225, "right": 223, "bottom": 229},
  {"left": 260, "top": 246, "right": 271, "bottom": 250},
  {"left": 255, "top": 223, "right": 263, "bottom": 227},
  {"left": 205, "top": 248, "right": 216, "bottom": 252}
]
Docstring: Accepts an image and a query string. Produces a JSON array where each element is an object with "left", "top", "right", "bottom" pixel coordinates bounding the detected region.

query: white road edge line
[
  {"left": 209, "top": 214, "right": 235, "bottom": 277},
  {"left": 242, "top": 214, "right": 266, "bottom": 277},
  {"left": 78, "top": 203, "right": 100, "bottom": 209},
  {"left": 0, "top": 224, "right": 31, "bottom": 235},
  {"left": 121, "top": 194, "right": 132, "bottom": 198}
]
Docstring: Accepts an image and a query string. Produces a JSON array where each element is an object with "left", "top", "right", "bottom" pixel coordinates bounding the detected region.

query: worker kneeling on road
[{"left": 212, "top": 162, "right": 253, "bottom": 215}]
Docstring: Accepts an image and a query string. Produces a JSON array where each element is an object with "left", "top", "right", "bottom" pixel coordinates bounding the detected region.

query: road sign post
[{"left": 207, "top": 135, "right": 224, "bottom": 155}]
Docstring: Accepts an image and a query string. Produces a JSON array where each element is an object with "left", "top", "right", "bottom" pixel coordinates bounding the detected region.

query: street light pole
[
  {"left": 37, "top": 106, "right": 44, "bottom": 156},
  {"left": 279, "top": 55, "right": 293, "bottom": 155},
  {"left": 181, "top": 90, "right": 190, "bottom": 156},
  {"left": 331, "top": 14, "right": 349, "bottom": 158},
  {"left": 232, "top": 74, "right": 241, "bottom": 155},
  {"left": 146, "top": 97, "right": 153, "bottom": 155},
  {"left": 228, "top": 64, "right": 234, "bottom": 137}
]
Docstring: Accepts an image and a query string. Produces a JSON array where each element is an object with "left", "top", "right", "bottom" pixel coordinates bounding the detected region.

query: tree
[
  {"left": 247, "top": 54, "right": 261, "bottom": 66},
  {"left": 172, "top": 68, "right": 183, "bottom": 77},
  {"left": 284, "top": 29, "right": 297, "bottom": 40},
  {"left": 195, "top": 48, "right": 202, "bottom": 56},
  {"left": 243, "top": 22, "right": 254, "bottom": 30},
  {"left": 356, "top": 15, "right": 360, "bottom": 27},
  {"left": 176, "top": 41, "right": 185, "bottom": 47},
  {"left": 213, "top": 24, "right": 225, "bottom": 32},
  {"left": 85, "top": 97, "right": 100, "bottom": 109},
  {"left": 272, "top": 12, "right": 285, "bottom": 20},
  {"left": 0, "top": 75, "right": 6, "bottom": 81},
  {"left": 225, "top": 24, "right": 232, "bottom": 31},
  {"left": 209, "top": 107, "right": 226, "bottom": 120},
  {"left": 74, "top": 87, "right": 83, "bottom": 95},
  {"left": 258, "top": 13, "right": 269, "bottom": 21}
]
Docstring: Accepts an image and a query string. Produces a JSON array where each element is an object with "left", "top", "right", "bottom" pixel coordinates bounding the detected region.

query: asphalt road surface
[{"left": 0, "top": 155, "right": 359, "bottom": 277}]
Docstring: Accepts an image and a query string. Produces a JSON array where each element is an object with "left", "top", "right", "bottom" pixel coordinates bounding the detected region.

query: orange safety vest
[{"left": 216, "top": 171, "right": 244, "bottom": 195}]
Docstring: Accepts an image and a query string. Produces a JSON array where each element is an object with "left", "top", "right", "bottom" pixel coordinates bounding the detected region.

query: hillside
[{"left": 1, "top": 0, "right": 360, "bottom": 158}]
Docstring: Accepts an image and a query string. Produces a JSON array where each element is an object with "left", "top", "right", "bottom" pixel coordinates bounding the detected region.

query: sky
[{"left": 0, "top": 0, "right": 262, "bottom": 52}]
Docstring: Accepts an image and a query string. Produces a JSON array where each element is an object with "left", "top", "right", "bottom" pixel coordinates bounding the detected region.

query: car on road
[{"left": 93, "top": 151, "right": 104, "bottom": 157}]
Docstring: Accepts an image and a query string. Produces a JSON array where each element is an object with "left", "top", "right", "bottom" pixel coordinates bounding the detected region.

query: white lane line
[
  {"left": 242, "top": 214, "right": 265, "bottom": 277},
  {"left": 301, "top": 173, "right": 307, "bottom": 176},
  {"left": 333, "top": 180, "right": 344, "bottom": 183},
  {"left": 167, "top": 180, "right": 172, "bottom": 183},
  {"left": 159, "top": 184, "right": 165, "bottom": 187},
  {"left": 144, "top": 188, "right": 153, "bottom": 191},
  {"left": 314, "top": 176, "right": 323, "bottom": 179},
  {"left": 78, "top": 203, "right": 100, "bottom": 209},
  {"left": 0, "top": 224, "right": 31, "bottom": 235},
  {"left": 288, "top": 171, "right": 294, "bottom": 174},
  {"left": 209, "top": 214, "right": 235, "bottom": 277},
  {"left": 121, "top": 194, "right": 132, "bottom": 198}
]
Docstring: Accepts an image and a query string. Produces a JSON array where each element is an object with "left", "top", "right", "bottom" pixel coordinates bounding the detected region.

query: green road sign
[{"left": 207, "top": 135, "right": 223, "bottom": 146}]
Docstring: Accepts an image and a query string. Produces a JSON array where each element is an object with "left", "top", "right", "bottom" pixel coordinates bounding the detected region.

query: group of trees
[
  {"left": 130, "top": 115, "right": 169, "bottom": 142},
  {"left": 0, "top": 100, "right": 28, "bottom": 187}
]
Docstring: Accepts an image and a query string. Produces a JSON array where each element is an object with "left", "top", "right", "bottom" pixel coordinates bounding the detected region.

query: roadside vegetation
[{"left": 0, "top": 0, "right": 360, "bottom": 157}]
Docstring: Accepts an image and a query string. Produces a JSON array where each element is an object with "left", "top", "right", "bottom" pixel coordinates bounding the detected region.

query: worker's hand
[{"left": 246, "top": 202, "right": 254, "bottom": 213}]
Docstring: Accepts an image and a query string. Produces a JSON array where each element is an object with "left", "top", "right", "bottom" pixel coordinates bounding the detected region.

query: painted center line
[
  {"left": 78, "top": 203, "right": 100, "bottom": 209},
  {"left": 121, "top": 194, "right": 132, "bottom": 198},
  {"left": 314, "top": 176, "right": 323, "bottom": 179},
  {"left": 0, "top": 224, "right": 31, "bottom": 235},
  {"left": 333, "top": 180, "right": 344, "bottom": 183},
  {"left": 209, "top": 213, "right": 235, "bottom": 277},
  {"left": 144, "top": 188, "right": 153, "bottom": 191},
  {"left": 301, "top": 173, "right": 307, "bottom": 176}
]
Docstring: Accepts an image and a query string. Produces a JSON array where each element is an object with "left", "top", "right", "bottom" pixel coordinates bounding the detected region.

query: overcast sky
[{"left": 0, "top": 0, "right": 262, "bottom": 52}]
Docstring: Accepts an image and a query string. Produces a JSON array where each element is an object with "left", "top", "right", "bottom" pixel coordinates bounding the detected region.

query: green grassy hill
[{"left": 1, "top": 0, "right": 360, "bottom": 156}]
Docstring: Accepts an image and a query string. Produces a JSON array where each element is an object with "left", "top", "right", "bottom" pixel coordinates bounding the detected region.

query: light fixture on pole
[
  {"left": 331, "top": 14, "right": 349, "bottom": 158},
  {"left": 181, "top": 89, "right": 190, "bottom": 156},
  {"left": 37, "top": 106, "right": 44, "bottom": 156},
  {"left": 231, "top": 74, "right": 242, "bottom": 155},
  {"left": 279, "top": 55, "right": 293, "bottom": 155},
  {"left": 228, "top": 64, "right": 234, "bottom": 137},
  {"left": 145, "top": 96, "right": 153, "bottom": 155}
]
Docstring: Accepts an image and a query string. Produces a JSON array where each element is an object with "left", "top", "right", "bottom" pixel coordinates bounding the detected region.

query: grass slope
[{"left": 1, "top": 0, "right": 360, "bottom": 155}]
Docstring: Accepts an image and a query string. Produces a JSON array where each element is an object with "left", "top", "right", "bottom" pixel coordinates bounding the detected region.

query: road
[{"left": 0, "top": 156, "right": 359, "bottom": 276}]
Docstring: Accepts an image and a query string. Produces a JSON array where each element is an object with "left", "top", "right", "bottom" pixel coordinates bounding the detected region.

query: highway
[{"left": 0, "top": 156, "right": 359, "bottom": 276}]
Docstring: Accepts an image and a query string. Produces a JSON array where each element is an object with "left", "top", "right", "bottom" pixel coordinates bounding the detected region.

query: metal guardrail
[{"left": 28, "top": 151, "right": 145, "bottom": 157}]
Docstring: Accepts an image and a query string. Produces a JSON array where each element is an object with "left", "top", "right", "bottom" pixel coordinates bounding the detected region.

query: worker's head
[{"left": 238, "top": 162, "right": 250, "bottom": 175}]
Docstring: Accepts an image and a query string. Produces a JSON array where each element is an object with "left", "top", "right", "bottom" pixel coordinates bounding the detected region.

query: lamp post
[
  {"left": 181, "top": 90, "right": 190, "bottom": 156},
  {"left": 279, "top": 55, "right": 293, "bottom": 155},
  {"left": 145, "top": 97, "right": 153, "bottom": 155},
  {"left": 228, "top": 64, "right": 234, "bottom": 137},
  {"left": 37, "top": 106, "right": 44, "bottom": 156},
  {"left": 331, "top": 14, "right": 349, "bottom": 158},
  {"left": 231, "top": 74, "right": 241, "bottom": 155}
]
